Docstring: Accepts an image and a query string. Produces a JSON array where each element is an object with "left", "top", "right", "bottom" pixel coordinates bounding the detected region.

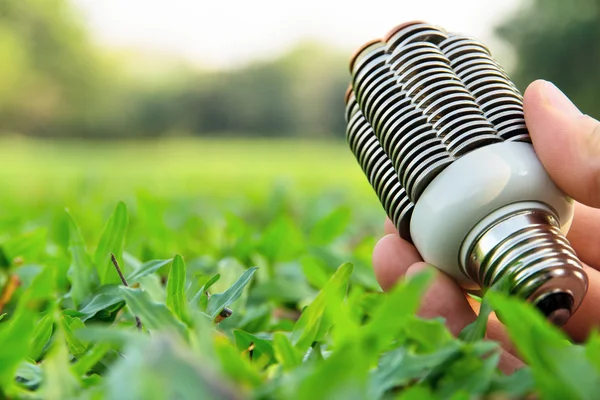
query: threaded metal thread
[{"left": 462, "top": 205, "right": 588, "bottom": 325}]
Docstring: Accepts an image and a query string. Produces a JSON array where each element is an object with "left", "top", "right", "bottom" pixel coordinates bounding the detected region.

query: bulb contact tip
[{"left": 534, "top": 292, "right": 574, "bottom": 327}]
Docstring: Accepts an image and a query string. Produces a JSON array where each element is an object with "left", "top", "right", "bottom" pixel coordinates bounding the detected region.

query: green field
[
  {"left": 1, "top": 138, "right": 599, "bottom": 399},
  {"left": 0, "top": 137, "right": 376, "bottom": 198},
  {"left": 0, "top": 137, "right": 384, "bottom": 256}
]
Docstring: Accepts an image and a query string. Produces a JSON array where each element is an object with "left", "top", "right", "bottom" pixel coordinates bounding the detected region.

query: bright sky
[{"left": 73, "top": 0, "right": 523, "bottom": 69}]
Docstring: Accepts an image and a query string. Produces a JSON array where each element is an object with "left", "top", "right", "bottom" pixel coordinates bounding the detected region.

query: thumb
[{"left": 524, "top": 80, "right": 600, "bottom": 208}]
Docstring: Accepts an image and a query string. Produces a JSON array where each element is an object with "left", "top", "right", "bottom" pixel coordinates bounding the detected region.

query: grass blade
[
  {"left": 206, "top": 267, "right": 258, "bottom": 320},
  {"left": 273, "top": 332, "right": 302, "bottom": 371},
  {"left": 28, "top": 312, "right": 54, "bottom": 361},
  {"left": 71, "top": 342, "right": 112, "bottom": 378},
  {"left": 0, "top": 266, "right": 54, "bottom": 391},
  {"left": 94, "top": 202, "right": 129, "bottom": 285},
  {"left": 291, "top": 262, "right": 353, "bottom": 354},
  {"left": 120, "top": 287, "right": 187, "bottom": 338},
  {"left": 166, "top": 255, "right": 190, "bottom": 325},
  {"left": 66, "top": 210, "right": 97, "bottom": 308},
  {"left": 41, "top": 314, "right": 81, "bottom": 399},
  {"left": 488, "top": 291, "right": 600, "bottom": 400},
  {"left": 126, "top": 258, "right": 173, "bottom": 284}
]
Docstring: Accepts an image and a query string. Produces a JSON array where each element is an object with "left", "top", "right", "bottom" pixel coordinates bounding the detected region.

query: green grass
[{"left": 0, "top": 138, "right": 599, "bottom": 399}]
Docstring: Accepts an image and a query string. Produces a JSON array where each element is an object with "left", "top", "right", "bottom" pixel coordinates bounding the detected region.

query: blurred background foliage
[
  {"left": 0, "top": 0, "right": 598, "bottom": 140},
  {"left": 496, "top": 0, "right": 600, "bottom": 118}
]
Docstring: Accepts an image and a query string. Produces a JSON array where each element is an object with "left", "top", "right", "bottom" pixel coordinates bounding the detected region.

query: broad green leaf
[
  {"left": 300, "top": 255, "right": 330, "bottom": 289},
  {"left": 490, "top": 367, "right": 535, "bottom": 398},
  {"left": 106, "top": 334, "right": 235, "bottom": 400},
  {"left": 138, "top": 273, "right": 167, "bottom": 303},
  {"left": 206, "top": 267, "right": 258, "bottom": 319},
  {"left": 396, "top": 386, "right": 436, "bottom": 400},
  {"left": 166, "top": 255, "right": 190, "bottom": 325},
  {"left": 469, "top": 341, "right": 500, "bottom": 358},
  {"left": 309, "top": 206, "right": 351, "bottom": 245},
  {"left": 214, "top": 335, "right": 262, "bottom": 388},
  {"left": 0, "top": 266, "right": 54, "bottom": 391},
  {"left": 298, "top": 341, "right": 369, "bottom": 400},
  {"left": 291, "top": 262, "right": 353, "bottom": 354},
  {"left": 369, "top": 342, "right": 462, "bottom": 399},
  {"left": 460, "top": 273, "right": 511, "bottom": 343},
  {"left": 259, "top": 217, "right": 305, "bottom": 262},
  {"left": 404, "top": 317, "right": 453, "bottom": 353},
  {"left": 237, "top": 303, "right": 272, "bottom": 333},
  {"left": 66, "top": 210, "right": 97, "bottom": 308},
  {"left": 250, "top": 277, "right": 316, "bottom": 304},
  {"left": 76, "top": 326, "right": 141, "bottom": 347},
  {"left": 120, "top": 287, "right": 187, "bottom": 338},
  {"left": 223, "top": 212, "right": 255, "bottom": 260},
  {"left": 458, "top": 296, "right": 490, "bottom": 343},
  {"left": 62, "top": 315, "right": 87, "bottom": 357},
  {"left": 78, "top": 284, "right": 124, "bottom": 321},
  {"left": 272, "top": 332, "right": 302, "bottom": 371},
  {"left": 448, "top": 391, "right": 470, "bottom": 400},
  {"left": 190, "top": 273, "right": 221, "bottom": 306},
  {"left": 488, "top": 291, "right": 600, "bottom": 400},
  {"left": 15, "top": 361, "right": 43, "bottom": 391},
  {"left": 71, "top": 342, "right": 112, "bottom": 378},
  {"left": 586, "top": 331, "right": 600, "bottom": 374},
  {"left": 211, "top": 257, "right": 247, "bottom": 294},
  {"left": 435, "top": 349, "right": 500, "bottom": 398},
  {"left": 94, "top": 202, "right": 128, "bottom": 285},
  {"left": 233, "top": 329, "right": 275, "bottom": 368},
  {"left": 3, "top": 228, "right": 47, "bottom": 263},
  {"left": 322, "top": 278, "right": 362, "bottom": 347},
  {"left": 41, "top": 312, "right": 80, "bottom": 399},
  {"left": 126, "top": 258, "right": 173, "bottom": 285},
  {"left": 362, "top": 269, "right": 434, "bottom": 358},
  {"left": 0, "top": 248, "right": 10, "bottom": 269},
  {"left": 28, "top": 312, "right": 54, "bottom": 361}
]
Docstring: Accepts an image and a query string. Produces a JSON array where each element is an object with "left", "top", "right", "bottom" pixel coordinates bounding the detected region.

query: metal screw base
[{"left": 462, "top": 203, "right": 588, "bottom": 325}]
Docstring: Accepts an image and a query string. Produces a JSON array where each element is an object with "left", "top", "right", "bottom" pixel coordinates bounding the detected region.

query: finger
[
  {"left": 406, "top": 263, "right": 524, "bottom": 373},
  {"left": 566, "top": 202, "right": 600, "bottom": 269},
  {"left": 470, "top": 264, "right": 600, "bottom": 351},
  {"left": 375, "top": 237, "right": 524, "bottom": 357},
  {"left": 524, "top": 80, "right": 600, "bottom": 208},
  {"left": 384, "top": 217, "right": 398, "bottom": 235},
  {"left": 467, "top": 296, "right": 520, "bottom": 358},
  {"left": 372, "top": 233, "right": 422, "bottom": 291},
  {"left": 498, "top": 351, "right": 525, "bottom": 375},
  {"left": 406, "top": 263, "right": 477, "bottom": 336},
  {"left": 563, "top": 263, "right": 600, "bottom": 342}
]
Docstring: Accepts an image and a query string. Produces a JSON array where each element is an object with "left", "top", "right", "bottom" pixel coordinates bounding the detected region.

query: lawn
[{"left": 0, "top": 138, "right": 599, "bottom": 399}]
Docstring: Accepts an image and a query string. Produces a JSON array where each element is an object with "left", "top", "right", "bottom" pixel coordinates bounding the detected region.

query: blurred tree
[
  {"left": 496, "top": 0, "right": 600, "bottom": 118},
  {"left": 0, "top": 0, "right": 110, "bottom": 136},
  {"left": 0, "top": 0, "right": 349, "bottom": 139},
  {"left": 185, "top": 43, "right": 348, "bottom": 138}
]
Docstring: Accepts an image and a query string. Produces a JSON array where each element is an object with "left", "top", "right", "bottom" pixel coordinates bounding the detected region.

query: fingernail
[{"left": 541, "top": 80, "right": 582, "bottom": 116}]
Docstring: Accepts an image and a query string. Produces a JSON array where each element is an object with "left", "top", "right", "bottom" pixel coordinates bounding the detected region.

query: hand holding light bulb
[{"left": 373, "top": 79, "right": 600, "bottom": 373}]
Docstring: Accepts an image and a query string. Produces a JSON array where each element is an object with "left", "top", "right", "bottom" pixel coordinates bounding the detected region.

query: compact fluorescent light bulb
[{"left": 345, "top": 21, "right": 588, "bottom": 326}]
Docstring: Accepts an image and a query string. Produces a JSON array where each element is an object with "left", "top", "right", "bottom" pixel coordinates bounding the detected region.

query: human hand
[{"left": 372, "top": 80, "right": 600, "bottom": 373}]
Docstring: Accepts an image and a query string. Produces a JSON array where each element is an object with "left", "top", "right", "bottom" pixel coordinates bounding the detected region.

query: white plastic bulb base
[{"left": 410, "top": 141, "right": 588, "bottom": 325}]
